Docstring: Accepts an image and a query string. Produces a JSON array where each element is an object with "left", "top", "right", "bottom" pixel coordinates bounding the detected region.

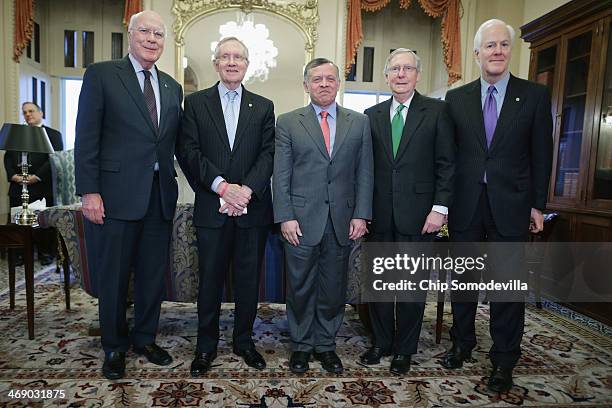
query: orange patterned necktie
[{"left": 320, "top": 111, "right": 331, "bottom": 154}]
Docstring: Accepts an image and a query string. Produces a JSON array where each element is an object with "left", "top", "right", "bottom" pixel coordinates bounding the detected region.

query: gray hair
[
  {"left": 473, "top": 19, "right": 515, "bottom": 51},
  {"left": 303, "top": 58, "right": 340, "bottom": 82},
  {"left": 127, "top": 11, "right": 167, "bottom": 37},
  {"left": 383, "top": 48, "right": 421, "bottom": 74},
  {"left": 213, "top": 37, "right": 250, "bottom": 63}
]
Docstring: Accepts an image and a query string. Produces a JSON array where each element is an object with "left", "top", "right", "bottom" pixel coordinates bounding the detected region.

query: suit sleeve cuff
[
  {"left": 212, "top": 176, "right": 225, "bottom": 194},
  {"left": 432, "top": 205, "right": 448, "bottom": 215}
]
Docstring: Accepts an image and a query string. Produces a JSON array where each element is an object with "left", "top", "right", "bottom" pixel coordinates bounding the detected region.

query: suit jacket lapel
[
  {"left": 232, "top": 86, "right": 254, "bottom": 152},
  {"left": 465, "top": 79, "right": 487, "bottom": 151},
  {"left": 375, "top": 99, "right": 394, "bottom": 162},
  {"left": 157, "top": 69, "right": 170, "bottom": 139},
  {"left": 395, "top": 92, "right": 425, "bottom": 162},
  {"left": 299, "top": 105, "right": 330, "bottom": 160},
  {"left": 489, "top": 75, "right": 523, "bottom": 153},
  {"left": 331, "top": 106, "right": 352, "bottom": 160},
  {"left": 204, "top": 85, "right": 231, "bottom": 152},
  {"left": 115, "top": 57, "right": 156, "bottom": 135}
]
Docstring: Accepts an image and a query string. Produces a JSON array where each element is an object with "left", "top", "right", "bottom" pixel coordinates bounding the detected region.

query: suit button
[
  {"left": 328, "top": 181, "right": 331, "bottom": 184},
  {"left": 325, "top": 200, "right": 329, "bottom": 204}
]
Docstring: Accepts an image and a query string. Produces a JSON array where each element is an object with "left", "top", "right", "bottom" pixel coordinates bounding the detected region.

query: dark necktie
[
  {"left": 483, "top": 85, "right": 498, "bottom": 148},
  {"left": 143, "top": 70, "right": 158, "bottom": 132}
]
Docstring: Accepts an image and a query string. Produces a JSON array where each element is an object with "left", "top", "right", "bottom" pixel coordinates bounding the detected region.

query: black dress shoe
[
  {"left": 289, "top": 351, "right": 311, "bottom": 374},
  {"left": 190, "top": 351, "right": 217, "bottom": 377},
  {"left": 487, "top": 365, "right": 513, "bottom": 393},
  {"left": 390, "top": 354, "right": 411, "bottom": 375},
  {"left": 314, "top": 351, "right": 343, "bottom": 374},
  {"left": 133, "top": 343, "right": 172, "bottom": 366},
  {"left": 360, "top": 346, "right": 391, "bottom": 365},
  {"left": 440, "top": 344, "right": 472, "bottom": 369},
  {"left": 102, "top": 351, "right": 126, "bottom": 380},
  {"left": 234, "top": 347, "right": 266, "bottom": 370}
]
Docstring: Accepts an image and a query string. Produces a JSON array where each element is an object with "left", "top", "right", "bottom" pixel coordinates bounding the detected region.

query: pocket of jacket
[
  {"left": 291, "top": 195, "right": 306, "bottom": 207},
  {"left": 415, "top": 182, "right": 434, "bottom": 193},
  {"left": 516, "top": 181, "right": 528, "bottom": 191},
  {"left": 347, "top": 198, "right": 354, "bottom": 208},
  {"left": 100, "top": 160, "right": 120, "bottom": 172}
]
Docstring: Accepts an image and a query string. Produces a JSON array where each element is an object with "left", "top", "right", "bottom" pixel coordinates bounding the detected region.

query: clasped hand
[{"left": 218, "top": 183, "right": 252, "bottom": 217}]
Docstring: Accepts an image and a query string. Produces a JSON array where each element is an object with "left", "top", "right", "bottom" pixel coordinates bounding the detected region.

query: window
[
  {"left": 40, "top": 81, "right": 46, "bottom": 118},
  {"left": 343, "top": 91, "right": 391, "bottom": 114},
  {"left": 82, "top": 31, "right": 94, "bottom": 68},
  {"left": 32, "top": 77, "right": 38, "bottom": 105},
  {"left": 34, "top": 22, "right": 40, "bottom": 63},
  {"left": 64, "top": 30, "right": 77, "bottom": 67},
  {"left": 62, "top": 79, "right": 83, "bottom": 150},
  {"left": 111, "top": 33, "right": 123, "bottom": 59}
]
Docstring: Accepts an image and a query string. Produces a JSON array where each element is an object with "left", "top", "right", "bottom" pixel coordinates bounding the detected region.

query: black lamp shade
[{"left": 0, "top": 123, "right": 54, "bottom": 154}]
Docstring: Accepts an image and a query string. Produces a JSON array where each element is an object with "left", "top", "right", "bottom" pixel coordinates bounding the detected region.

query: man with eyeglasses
[
  {"left": 176, "top": 37, "right": 275, "bottom": 376},
  {"left": 75, "top": 10, "right": 184, "bottom": 380},
  {"left": 360, "top": 48, "right": 454, "bottom": 374}
]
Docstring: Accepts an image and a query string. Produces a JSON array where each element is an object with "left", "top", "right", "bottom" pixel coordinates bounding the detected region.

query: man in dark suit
[
  {"left": 361, "top": 49, "right": 454, "bottom": 374},
  {"left": 274, "top": 58, "right": 373, "bottom": 374},
  {"left": 176, "top": 37, "right": 275, "bottom": 377},
  {"left": 4, "top": 101, "right": 64, "bottom": 265},
  {"left": 74, "top": 10, "right": 183, "bottom": 380},
  {"left": 443, "top": 19, "right": 553, "bottom": 392}
]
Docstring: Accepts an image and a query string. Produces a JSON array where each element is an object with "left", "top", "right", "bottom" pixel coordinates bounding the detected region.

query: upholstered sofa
[{"left": 41, "top": 150, "right": 363, "bottom": 304}]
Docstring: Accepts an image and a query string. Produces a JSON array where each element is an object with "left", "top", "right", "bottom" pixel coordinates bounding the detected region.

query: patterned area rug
[{"left": 0, "top": 267, "right": 611, "bottom": 407}]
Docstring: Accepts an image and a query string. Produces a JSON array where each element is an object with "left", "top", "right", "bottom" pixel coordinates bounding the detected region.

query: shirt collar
[
  {"left": 391, "top": 91, "right": 416, "bottom": 112},
  {"left": 480, "top": 72, "right": 510, "bottom": 96},
  {"left": 311, "top": 101, "right": 337, "bottom": 119},
  {"left": 218, "top": 81, "right": 243, "bottom": 99},
  {"left": 128, "top": 53, "right": 158, "bottom": 83}
]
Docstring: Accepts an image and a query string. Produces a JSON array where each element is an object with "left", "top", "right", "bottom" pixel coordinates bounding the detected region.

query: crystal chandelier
[{"left": 211, "top": 14, "right": 279, "bottom": 83}]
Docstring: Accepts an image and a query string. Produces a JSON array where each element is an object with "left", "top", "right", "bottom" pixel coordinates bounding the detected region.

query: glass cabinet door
[
  {"left": 592, "top": 21, "right": 612, "bottom": 202},
  {"left": 534, "top": 44, "right": 557, "bottom": 93},
  {"left": 553, "top": 30, "right": 594, "bottom": 201}
]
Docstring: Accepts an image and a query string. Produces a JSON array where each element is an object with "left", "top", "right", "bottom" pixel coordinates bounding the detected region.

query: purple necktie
[
  {"left": 143, "top": 70, "right": 158, "bottom": 132},
  {"left": 483, "top": 85, "right": 497, "bottom": 148}
]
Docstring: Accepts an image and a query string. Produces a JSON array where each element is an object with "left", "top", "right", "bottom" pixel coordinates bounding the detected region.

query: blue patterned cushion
[{"left": 49, "top": 149, "right": 78, "bottom": 206}]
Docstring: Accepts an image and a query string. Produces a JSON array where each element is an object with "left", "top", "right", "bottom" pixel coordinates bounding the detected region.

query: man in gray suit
[{"left": 274, "top": 58, "right": 373, "bottom": 374}]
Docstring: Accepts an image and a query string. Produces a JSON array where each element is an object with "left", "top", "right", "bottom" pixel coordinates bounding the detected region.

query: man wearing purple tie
[{"left": 443, "top": 19, "right": 553, "bottom": 392}]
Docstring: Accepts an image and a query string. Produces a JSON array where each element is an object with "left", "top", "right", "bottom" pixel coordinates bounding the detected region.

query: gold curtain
[
  {"left": 345, "top": 0, "right": 363, "bottom": 78},
  {"left": 123, "top": 0, "right": 143, "bottom": 28},
  {"left": 418, "top": 0, "right": 462, "bottom": 84},
  {"left": 344, "top": 0, "right": 462, "bottom": 85},
  {"left": 13, "top": 0, "right": 35, "bottom": 63}
]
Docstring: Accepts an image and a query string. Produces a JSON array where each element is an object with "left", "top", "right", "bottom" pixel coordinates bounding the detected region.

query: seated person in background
[{"left": 4, "top": 101, "right": 64, "bottom": 265}]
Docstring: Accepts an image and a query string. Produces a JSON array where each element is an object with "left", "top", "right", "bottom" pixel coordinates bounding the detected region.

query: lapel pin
[
  {"left": 515, "top": 97, "right": 520, "bottom": 102},
  {"left": 248, "top": 103, "right": 253, "bottom": 107}
]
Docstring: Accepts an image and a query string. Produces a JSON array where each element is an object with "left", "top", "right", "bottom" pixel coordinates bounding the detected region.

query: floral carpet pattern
[{"left": 0, "top": 267, "right": 611, "bottom": 407}]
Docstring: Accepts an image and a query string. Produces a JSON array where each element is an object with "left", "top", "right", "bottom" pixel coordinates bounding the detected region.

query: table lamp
[{"left": 0, "top": 123, "right": 54, "bottom": 226}]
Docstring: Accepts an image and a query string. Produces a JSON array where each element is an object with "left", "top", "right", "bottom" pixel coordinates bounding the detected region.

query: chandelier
[{"left": 211, "top": 14, "right": 279, "bottom": 83}]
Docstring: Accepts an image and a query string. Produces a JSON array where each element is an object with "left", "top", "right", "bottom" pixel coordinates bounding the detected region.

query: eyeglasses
[
  {"left": 135, "top": 27, "right": 165, "bottom": 40},
  {"left": 388, "top": 65, "right": 417, "bottom": 74},
  {"left": 217, "top": 54, "right": 247, "bottom": 63}
]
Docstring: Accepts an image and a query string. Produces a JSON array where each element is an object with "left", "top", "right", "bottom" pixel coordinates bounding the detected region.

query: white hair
[
  {"left": 127, "top": 11, "right": 167, "bottom": 37},
  {"left": 473, "top": 19, "right": 515, "bottom": 51},
  {"left": 213, "top": 37, "right": 250, "bottom": 63},
  {"left": 383, "top": 48, "right": 421, "bottom": 75}
]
